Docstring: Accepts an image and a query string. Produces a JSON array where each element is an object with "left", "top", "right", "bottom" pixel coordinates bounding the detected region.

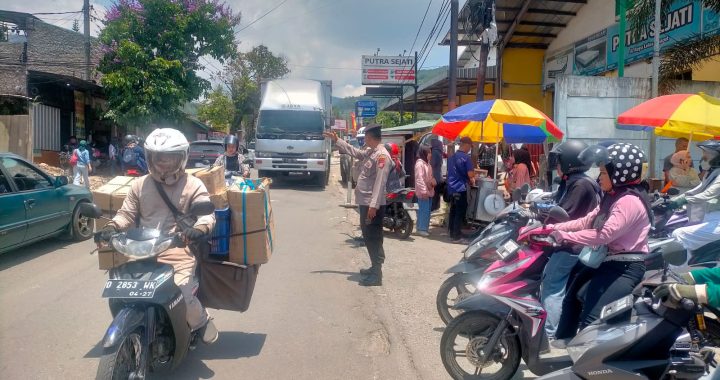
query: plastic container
[{"left": 210, "top": 206, "right": 231, "bottom": 257}]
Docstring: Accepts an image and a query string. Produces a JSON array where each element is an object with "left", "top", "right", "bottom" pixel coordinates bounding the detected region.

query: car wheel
[{"left": 71, "top": 202, "right": 95, "bottom": 241}]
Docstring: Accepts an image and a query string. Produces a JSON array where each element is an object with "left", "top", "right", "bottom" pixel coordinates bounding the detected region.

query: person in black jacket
[{"left": 541, "top": 140, "right": 602, "bottom": 338}]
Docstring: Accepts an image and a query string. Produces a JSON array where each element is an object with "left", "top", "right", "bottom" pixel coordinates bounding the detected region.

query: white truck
[{"left": 254, "top": 79, "right": 333, "bottom": 187}]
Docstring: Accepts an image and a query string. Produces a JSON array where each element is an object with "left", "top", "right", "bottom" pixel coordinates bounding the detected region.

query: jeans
[
  {"left": 73, "top": 165, "right": 90, "bottom": 188},
  {"left": 556, "top": 260, "right": 645, "bottom": 339},
  {"left": 359, "top": 205, "right": 386, "bottom": 265},
  {"left": 541, "top": 251, "right": 579, "bottom": 338},
  {"left": 416, "top": 198, "right": 431, "bottom": 232},
  {"left": 448, "top": 191, "right": 467, "bottom": 240}
]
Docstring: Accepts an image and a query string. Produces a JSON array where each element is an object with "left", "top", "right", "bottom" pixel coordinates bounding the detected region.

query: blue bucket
[{"left": 210, "top": 206, "right": 230, "bottom": 256}]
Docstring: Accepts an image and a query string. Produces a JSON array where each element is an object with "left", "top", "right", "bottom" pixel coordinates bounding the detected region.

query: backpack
[
  {"left": 69, "top": 150, "right": 78, "bottom": 166},
  {"left": 122, "top": 148, "right": 137, "bottom": 166}
]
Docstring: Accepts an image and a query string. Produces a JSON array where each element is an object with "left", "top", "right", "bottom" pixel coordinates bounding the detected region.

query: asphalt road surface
[{"left": 0, "top": 165, "right": 468, "bottom": 380}]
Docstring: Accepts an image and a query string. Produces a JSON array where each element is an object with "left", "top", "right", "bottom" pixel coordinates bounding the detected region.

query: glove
[
  {"left": 183, "top": 227, "right": 206, "bottom": 241},
  {"left": 680, "top": 272, "right": 695, "bottom": 285},
  {"left": 668, "top": 197, "right": 687, "bottom": 209},
  {"left": 99, "top": 225, "right": 117, "bottom": 242},
  {"left": 653, "top": 283, "right": 705, "bottom": 304}
]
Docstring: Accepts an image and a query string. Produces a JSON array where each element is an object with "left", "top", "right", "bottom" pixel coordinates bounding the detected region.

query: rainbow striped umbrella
[
  {"left": 432, "top": 99, "right": 563, "bottom": 143},
  {"left": 617, "top": 93, "right": 720, "bottom": 141}
]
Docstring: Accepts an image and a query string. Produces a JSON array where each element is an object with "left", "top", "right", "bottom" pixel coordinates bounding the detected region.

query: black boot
[
  {"left": 360, "top": 267, "right": 372, "bottom": 276},
  {"left": 359, "top": 264, "right": 382, "bottom": 286}
]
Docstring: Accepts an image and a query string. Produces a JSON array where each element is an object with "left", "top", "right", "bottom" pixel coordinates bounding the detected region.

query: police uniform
[{"left": 335, "top": 130, "right": 391, "bottom": 285}]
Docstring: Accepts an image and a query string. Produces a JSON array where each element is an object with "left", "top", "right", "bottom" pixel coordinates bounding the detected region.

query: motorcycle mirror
[
  {"left": 546, "top": 206, "right": 570, "bottom": 223},
  {"left": 511, "top": 188, "right": 522, "bottom": 202},
  {"left": 666, "top": 187, "right": 680, "bottom": 196},
  {"left": 78, "top": 203, "right": 103, "bottom": 219},
  {"left": 520, "top": 183, "right": 530, "bottom": 199},
  {"left": 190, "top": 201, "right": 215, "bottom": 216}
]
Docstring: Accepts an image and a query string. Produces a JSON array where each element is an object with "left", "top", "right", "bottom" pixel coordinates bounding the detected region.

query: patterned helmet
[{"left": 606, "top": 142, "right": 646, "bottom": 186}]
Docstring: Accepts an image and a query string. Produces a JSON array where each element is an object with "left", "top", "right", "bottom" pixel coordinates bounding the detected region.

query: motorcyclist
[
  {"left": 654, "top": 267, "right": 720, "bottom": 309},
  {"left": 213, "top": 135, "right": 250, "bottom": 177},
  {"left": 100, "top": 128, "right": 219, "bottom": 344},
  {"left": 541, "top": 140, "right": 602, "bottom": 338},
  {"left": 121, "top": 134, "right": 148, "bottom": 175},
  {"left": 385, "top": 142, "right": 405, "bottom": 193},
  {"left": 670, "top": 140, "right": 720, "bottom": 257},
  {"left": 549, "top": 142, "right": 652, "bottom": 343}
]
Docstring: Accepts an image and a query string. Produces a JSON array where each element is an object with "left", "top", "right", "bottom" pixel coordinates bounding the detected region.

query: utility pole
[
  {"left": 449, "top": 0, "right": 459, "bottom": 110},
  {"left": 83, "top": 0, "right": 91, "bottom": 81},
  {"left": 413, "top": 50, "right": 418, "bottom": 122},
  {"left": 476, "top": 43, "right": 489, "bottom": 101},
  {"left": 649, "top": 0, "right": 661, "bottom": 178}
]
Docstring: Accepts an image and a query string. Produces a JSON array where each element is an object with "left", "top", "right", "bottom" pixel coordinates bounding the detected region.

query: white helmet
[{"left": 144, "top": 128, "right": 189, "bottom": 185}]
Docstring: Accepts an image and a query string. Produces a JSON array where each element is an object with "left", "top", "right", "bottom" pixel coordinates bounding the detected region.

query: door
[
  {"left": 0, "top": 157, "right": 69, "bottom": 241},
  {"left": 0, "top": 169, "right": 27, "bottom": 251}
]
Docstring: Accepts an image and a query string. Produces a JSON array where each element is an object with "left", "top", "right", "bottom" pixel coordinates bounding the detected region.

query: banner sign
[
  {"left": 361, "top": 55, "right": 416, "bottom": 85},
  {"left": 355, "top": 100, "right": 378, "bottom": 118},
  {"left": 332, "top": 120, "right": 348, "bottom": 131},
  {"left": 543, "top": 0, "right": 720, "bottom": 88}
]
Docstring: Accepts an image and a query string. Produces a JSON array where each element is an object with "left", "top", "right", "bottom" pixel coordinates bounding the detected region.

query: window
[
  {"left": 0, "top": 158, "right": 53, "bottom": 191},
  {"left": 0, "top": 172, "right": 12, "bottom": 195}
]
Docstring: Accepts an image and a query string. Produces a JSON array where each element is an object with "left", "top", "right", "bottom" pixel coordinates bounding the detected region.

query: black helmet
[
  {"left": 123, "top": 135, "right": 138, "bottom": 146},
  {"left": 550, "top": 140, "right": 590, "bottom": 174},
  {"left": 698, "top": 140, "right": 720, "bottom": 167},
  {"left": 223, "top": 135, "right": 239, "bottom": 149}
]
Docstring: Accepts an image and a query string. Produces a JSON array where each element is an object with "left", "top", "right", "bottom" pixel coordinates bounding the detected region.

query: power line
[
  {"left": 236, "top": 0, "right": 290, "bottom": 32},
  {"left": 32, "top": 10, "right": 83, "bottom": 15},
  {"left": 417, "top": 0, "right": 450, "bottom": 66},
  {"left": 420, "top": 3, "right": 451, "bottom": 69},
  {"left": 407, "top": 0, "right": 434, "bottom": 59}
]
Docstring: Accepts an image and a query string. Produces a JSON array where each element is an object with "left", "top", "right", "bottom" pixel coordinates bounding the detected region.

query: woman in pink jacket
[
  {"left": 414, "top": 146, "right": 435, "bottom": 236},
  {"left": 549, "top": 142, "right": 652, "bottom": 343}
]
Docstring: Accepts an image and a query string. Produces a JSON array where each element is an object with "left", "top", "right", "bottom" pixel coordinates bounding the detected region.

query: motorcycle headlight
[
  {"left": 255, "top": 151, "right": 273, "bottom": 158},
  {"left": 464, "top": 225, "right": 513, "bottom": 259},
  {"left": 476, "top": 256, "right": 532, "bottom": 290},
  {"left": 151, "top": 238, "right": 174, "bottom": 255},
  {"left": 306, "top": 152, "right": 325, "bottom": 159},
  {"left": 112, "top": 237, "right": 159, "bottom": 259}
]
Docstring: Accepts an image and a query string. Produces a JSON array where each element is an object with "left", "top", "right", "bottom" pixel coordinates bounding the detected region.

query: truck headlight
[
  {"left": 255, "top": 151, "right": 273, "bottom": 158},
  {"left": 306, "top": 152, "right": 325, "bottom": 159}
]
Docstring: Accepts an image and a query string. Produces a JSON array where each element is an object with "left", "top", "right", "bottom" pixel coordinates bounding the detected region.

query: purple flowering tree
[{"left": 98, "top": 0, "right": 240, "bottom": 127}]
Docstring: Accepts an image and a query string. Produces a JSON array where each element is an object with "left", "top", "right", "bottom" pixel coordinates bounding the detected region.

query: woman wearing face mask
[
  {"left": 668, "top": 149, "right": 701, "bottom": 192},
  {"left": 548, "top": 143, "right": 652, "bottom": 343},
  {"left": 670, "top": 140, "right": 720, "bottom": 258}
]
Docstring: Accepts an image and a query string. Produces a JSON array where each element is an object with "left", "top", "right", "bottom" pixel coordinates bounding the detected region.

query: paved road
[{"left": 0, "top": 164, "right": 466, "bottom": 380}]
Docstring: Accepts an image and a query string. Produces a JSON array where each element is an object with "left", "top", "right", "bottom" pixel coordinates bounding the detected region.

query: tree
[
  {"left": 197, "top": 85, "right": 234, "bottom": 133},
  {"left": 375, "top": 111, "right": 413, "bottom": 128},
  {"left": 628, "top": 0, "right": 720, "bottom": 93},
  {"left": 221, "top": 45, "right": 290, "bottom": 140},
  {"left": 98, "top": 0, "right": 240, "bottom": 128}
]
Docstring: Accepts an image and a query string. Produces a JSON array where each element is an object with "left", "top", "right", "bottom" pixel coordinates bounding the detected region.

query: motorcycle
[
  {"left": 537, "top": 250, "right": 719, "bottom": 380},
  {"left": 436, "top": 188, "right": 562, "bottom": 325},
  {"left": 79, "top": 201, "right": 215, "bottom": 380},
  {"left": 383, "top": 188, "right": 416, "bottom": 239},
  {"left": 649, "top": 188, "right": 689, "bottom": 239}
]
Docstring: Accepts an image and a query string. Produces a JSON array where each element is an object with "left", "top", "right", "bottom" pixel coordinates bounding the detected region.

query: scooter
[
  {"left": 536, "top": 249, "right": 718, "bottom": 380},
  {"left": 383, "top": 188, "right": 416, "bottom": 239},
  {"left": 436, "top": 188, "right": 561, "bottom": 325},
  {"left": 80, "top": 201, "right": 215, "bottom": 380},
  {"left": 439, "top": 207, "right": 575, "bottom": 380},
  {"left": 649, "top": 188, "right": 689, "bottom": 239}
]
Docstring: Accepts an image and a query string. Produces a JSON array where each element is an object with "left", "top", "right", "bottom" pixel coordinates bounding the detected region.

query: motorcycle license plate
[{"left": 102, "top": 280, "right": 157, "bottom": 299}]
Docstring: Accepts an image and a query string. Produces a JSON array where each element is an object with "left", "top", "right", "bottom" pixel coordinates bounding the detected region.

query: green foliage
[
  {"left": 375, "top": 112, "right": 413, "bottom": 128},
  {"left": 197, "top": 86, "right": 234, "bottom": 133},
  {"left": 221, "top": 45, "right": 289, "bottom": 138},
  {"left": 98, "top": 0, "right": 239, "bottom": 127}
]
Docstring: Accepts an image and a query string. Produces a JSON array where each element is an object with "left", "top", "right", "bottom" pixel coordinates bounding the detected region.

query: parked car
[
  {"left": 340, "top": 138, "right": 359, "bottom": 186},
  {"left": 0, "top": 153, "right": 95, "bottom": 254},
  {"left": 186, "top": 140, "right": 225, "bottom": 168}
]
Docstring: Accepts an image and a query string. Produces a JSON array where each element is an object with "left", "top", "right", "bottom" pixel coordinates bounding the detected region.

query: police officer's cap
[{"left": 364, "top": 124, "right": 382, "bottom": 139}]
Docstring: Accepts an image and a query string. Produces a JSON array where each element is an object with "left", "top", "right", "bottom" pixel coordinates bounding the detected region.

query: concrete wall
[
  {"left": 0, "top": 115, "right": 32, "bottom": 160},
  {"left": 554, "top": 75, "right": 720, "bottom": 178},
  {"left": 500, "top": 48, "right": 551, "bottom": 114},
  {"left": 547, "top": 0, "right": 615, "bottom": 52}
]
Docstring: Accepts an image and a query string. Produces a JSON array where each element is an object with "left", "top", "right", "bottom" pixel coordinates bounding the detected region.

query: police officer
[{"left": 325, "top": 125, "right": 390, "bottom": 286}]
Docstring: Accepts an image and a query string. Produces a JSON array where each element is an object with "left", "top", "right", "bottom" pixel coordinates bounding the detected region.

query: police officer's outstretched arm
[{"left": 324, "top": 131, "right": 369, "bottom": 160}]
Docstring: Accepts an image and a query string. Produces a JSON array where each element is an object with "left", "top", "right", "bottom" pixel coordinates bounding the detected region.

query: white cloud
[{"left": 336, "top": 84, "right": 366, "bottom": 98}]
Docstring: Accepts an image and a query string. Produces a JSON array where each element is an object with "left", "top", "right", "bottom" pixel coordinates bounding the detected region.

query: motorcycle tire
[
  {"left": 393, "top": 209, "right": 414, "bottom": 239},
  {"left": 96, "top": 326, "right": 144, "bottom": 380},
  {"left": 436, "top": 274, "right": 477, "bottom": 325},
  {"left": 440, "top": 311, "right": 520, "bottom": 380}
]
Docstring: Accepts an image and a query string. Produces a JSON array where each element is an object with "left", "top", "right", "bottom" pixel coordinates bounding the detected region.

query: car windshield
[
  {"left": 189, "top": 143, "right": 224, "bottom": 154},
  {"left": 257, "top": 110, "right": 324, "bottom": 135}
]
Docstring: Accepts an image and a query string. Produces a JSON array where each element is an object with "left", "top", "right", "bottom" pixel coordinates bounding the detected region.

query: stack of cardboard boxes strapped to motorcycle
[{"left": 92, "top": 167, "right": 275, "bottom": 269}]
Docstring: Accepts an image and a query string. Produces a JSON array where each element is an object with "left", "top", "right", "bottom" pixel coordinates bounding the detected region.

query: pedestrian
[
  {"left": 108, "top": 138, "right": 118, "bottom": 177},
  {"left": 663, "top": 137, "right": 692, "bottom": 185},
  {"left": 324, "top": 125, "right": 391, "bottom": 286},
  {"left": 384, "top": 142, "right": 405, "bottom": 194},
  {"left": 505, "top": 148, "right": 533, "bottom": 194},
  {"left": 72, "top": 140, "right": 92, "bottom": 188},
  {"left": 447, "top": 137, "right": 476, "bottom": 243},
  {"left": 668, "top": 150, "right": 700, "bottom": 192},
  {"left": 430, "top": 138, "right": 444, "bottom": 211},
  {"left": 478, "top": 143, "right": 496, "bottom": 178},
  {"left": 414, "top": 145, "right": 435, "bottom": 236}
]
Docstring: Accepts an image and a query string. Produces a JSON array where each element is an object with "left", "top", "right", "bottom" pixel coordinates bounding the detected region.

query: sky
[{"left": 6, "top": 0, "right": 459, "bottom": 98}]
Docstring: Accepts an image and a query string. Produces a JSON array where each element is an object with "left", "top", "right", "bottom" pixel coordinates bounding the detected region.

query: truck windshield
[{"left": 257, "top": 110, "right": 324, "bottom": 136}]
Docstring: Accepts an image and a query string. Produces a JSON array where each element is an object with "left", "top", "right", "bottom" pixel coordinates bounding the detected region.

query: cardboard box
[
  {"left": 92, "top": 176, "right": 137, "bottom": 212},
  {"left": 98, "top": 246, "right": 129, "bottom": 270},
  {"left": 227, "top": 178, "right": 275, "bottom": 265},
  {"left": 210, "top": 191, "right": 228, "bottom": 209},
  {"left": 193, "top": 165, "right": 225, "bottom": 195}
]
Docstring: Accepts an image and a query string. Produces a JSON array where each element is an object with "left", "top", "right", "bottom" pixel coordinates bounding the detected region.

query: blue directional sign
[{"left": 355, "top": 100, "right": 378, "bottom": 118}]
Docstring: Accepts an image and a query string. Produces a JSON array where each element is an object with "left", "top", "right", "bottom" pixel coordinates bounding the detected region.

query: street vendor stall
[{"left": 433, "top": 99, "right": 563, "bottom": 225}]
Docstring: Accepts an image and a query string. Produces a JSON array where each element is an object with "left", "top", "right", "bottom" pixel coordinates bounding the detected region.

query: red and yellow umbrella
[
  {"left": 432, "top": 99, "right": 563, "bottom": 143},
  {"left": 617, "top": 92, "right": 720, "bottom": 140}
]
